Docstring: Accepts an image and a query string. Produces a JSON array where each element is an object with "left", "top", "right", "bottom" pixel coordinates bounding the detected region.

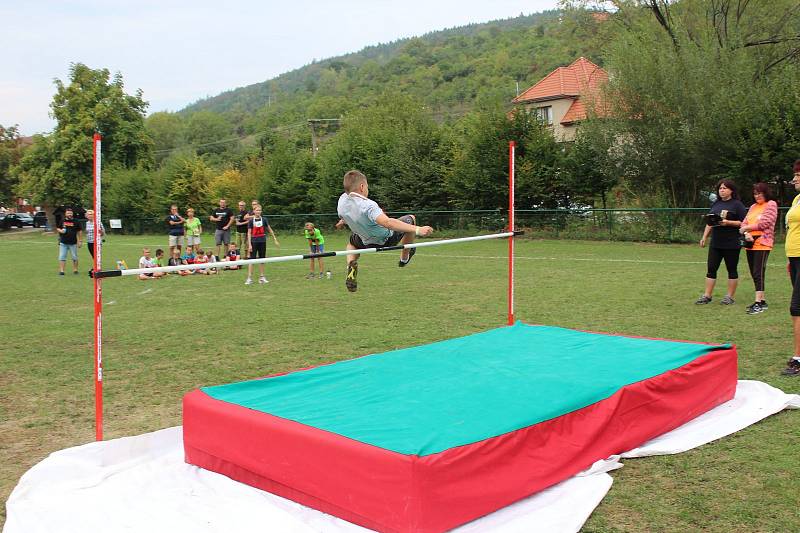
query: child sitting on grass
[
  {"left": 167, "top": 248, "right": 190, "bottom": 276},
  {"left": 223, "top": 242, "right": 241, "bottom": 270},
  {"left": 181, "top": 246, "right": 196, "bottom": 265},
  {"left": 193, "top": 248, "right": 211, "bottom": 275},
  {"left": 138, "top": 248, "right": 164, "bottom": 280}
]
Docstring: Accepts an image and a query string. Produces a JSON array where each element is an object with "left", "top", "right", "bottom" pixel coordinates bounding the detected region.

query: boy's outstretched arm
[{"left": 375, "top": 213, "right": 433, "bottom": 236}]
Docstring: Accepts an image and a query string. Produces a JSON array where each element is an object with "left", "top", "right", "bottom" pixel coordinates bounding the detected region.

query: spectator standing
[
  {"left": 184, "top": 208, "right": 202, "bottom": 250},
  {"left": 245, "top": 204, "right": 279, "bottom": 285},
  {"left": 696, "top": 179, "right": 747, "bottom": 305},
  {"left": 739, "top": 183, "right": 778, "bottom": 314},
  {"left": 210, "top": 199, "right": 234, "bottom": 260},
  {"left": 783, "top": 160, "right": 800, "bottom": 376},
  {"left": 166, "top": 205, "right": 185, "bottom": 256},
  {"left": 84, "top": 209, "right": 105, "bottom": 260},
  {"left": 235, "top": 201, "right": 249, "bottom": 252},
  {"left": 57, "top": 208, "right": 82, "bottom": 275},
  {"left": 303, "top": 222, "right": 329, "bottom": 279}
]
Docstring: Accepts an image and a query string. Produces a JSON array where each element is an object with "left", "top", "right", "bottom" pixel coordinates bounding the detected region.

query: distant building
[{"left": 512, "top": 57, "right": 608, "bottom": 141}]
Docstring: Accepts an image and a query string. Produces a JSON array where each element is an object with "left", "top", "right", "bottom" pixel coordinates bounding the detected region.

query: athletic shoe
[
  {"left": 720, "top": 295, "right": 735, "bottom": 305},
  {"left": 318, "top": 272, "right": 324, "bottom": 279},
  {"left": 694, "top": 295, "right": 712, "bottom": 305},
  {"left": 781, "top": 358, "right": 800, "bottom": 376},
  {"left": 58, "top": 272, "right": 65, "bottom": 276},
  {"left": 258, "top": 276, "right": 269, "bottom": 284},
  {"left": 346, "top": 261, "right": 358, "bottom": 292},
  {"left": 398, "top": 247, "right": 416, "bottom": 268},
  {"left": 745, "top": 302, "right": 763, "bottom": 314},
  {"left": 305, "top": 273, "right": 315, "bottom": 279},
  {"left": 73, "top": 271, "right": 79, "bottom": 275},
  {"left": 244, "top": 278, "right": 253, "bottom": 285},
  {"left": 760, "top": 300, "right": 769, "bottom": 310}
]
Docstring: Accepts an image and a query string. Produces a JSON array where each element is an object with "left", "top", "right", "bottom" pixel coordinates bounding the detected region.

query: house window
[{"left": 535, "top": 106, "right": 553, "bottom": 125}]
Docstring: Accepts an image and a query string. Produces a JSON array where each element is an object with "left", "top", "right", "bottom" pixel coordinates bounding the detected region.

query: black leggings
[
  {"left": 746, "top": 249, "right": 770, "bottom": 292},
  {"left": 789, "top": 257, "right": 800, "bottom": 316},
  {"left": 706, "top": 247, "right": 740, "bottom": 279}
]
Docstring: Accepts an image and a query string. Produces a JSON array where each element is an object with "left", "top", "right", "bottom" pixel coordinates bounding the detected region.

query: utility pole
[{"left": 307, "top": 118, "right": 342, "bottom": 157}]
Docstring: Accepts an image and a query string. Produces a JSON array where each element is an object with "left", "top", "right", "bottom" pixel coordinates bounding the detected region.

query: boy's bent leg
[
  {"left": 398, "top": 214, "right": 416, "bottom": 263},
  {"left": 345, "top": 242, "right": 359, "bottom": 292}
]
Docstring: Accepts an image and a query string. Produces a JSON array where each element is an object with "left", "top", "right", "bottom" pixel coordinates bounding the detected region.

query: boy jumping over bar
[{"left": 336, "top": 170, "right": 433, "bottom": 292}]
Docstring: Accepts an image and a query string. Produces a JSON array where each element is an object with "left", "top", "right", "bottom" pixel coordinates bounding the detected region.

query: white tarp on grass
[{"left": 4, "top": 380, "right": 798, "bottom": 533}]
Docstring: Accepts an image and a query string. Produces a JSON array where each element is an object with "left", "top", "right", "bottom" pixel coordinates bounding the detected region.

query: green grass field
[{"left": 1, "top": 230, "right": 798, "bottom": 531}]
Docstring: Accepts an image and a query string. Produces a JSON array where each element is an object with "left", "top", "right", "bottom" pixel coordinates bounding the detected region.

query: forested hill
[{"left": 179, "top": 9, "right": 605, "bottom": 130}]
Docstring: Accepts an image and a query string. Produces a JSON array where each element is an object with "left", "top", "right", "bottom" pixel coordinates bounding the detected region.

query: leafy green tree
[
  {"left": 315, "top": 95, "right": 449, "bottom": 212},
  {"left": 146, "top": 112, "right": 185, "bottom": 162},
  {"left": 0, "top": 125, "right": 25, "bottom": 206},
  {"left": 158, "top": 155, "right": 213, "bottom": 213},
  {"left": 15, "top": 63, "right": 153, "bottom": 207},
  {"left": 569, "top": 0, "right": 800, "bottom": 205},
  {"left": 183, "top": 110, "right": 233, "bottom": 156}
]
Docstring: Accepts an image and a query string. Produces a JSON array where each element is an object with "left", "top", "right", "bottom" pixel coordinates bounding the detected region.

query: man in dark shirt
[
  {"left": 57, "top": 208, "right": 83, "bottom": 275},
  {"left": 209, "top": 198, "right": 234, "bottom": 259},
  {"left": 235, "top": 200, "right": 249, "bottom": 253},
  {"left": 166, "top": 204, "right": 185, "bottom": 256}
]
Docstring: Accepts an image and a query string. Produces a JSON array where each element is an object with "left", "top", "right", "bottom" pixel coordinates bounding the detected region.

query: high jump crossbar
[{"left": 91, "top": 231, "right": 524, "bottom": 278}]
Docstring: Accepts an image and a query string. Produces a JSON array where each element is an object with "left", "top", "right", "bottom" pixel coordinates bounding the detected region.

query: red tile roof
[{"left": 513, "top": 57, "right": 608, "bottom": 124}]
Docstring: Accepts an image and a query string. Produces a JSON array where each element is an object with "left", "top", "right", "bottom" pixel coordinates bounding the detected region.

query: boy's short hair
[
  {"left": 196, "top": 249, "right": 204, "bottom": 255},
  {"left": 343, "top": 170, "right": 367, "bottom": 193},
  {"left": 155, "top": 248, "right": 164, "bottom": 256},
  {"left": 142, "top": 248, "right": 150, "bottom": 253}
]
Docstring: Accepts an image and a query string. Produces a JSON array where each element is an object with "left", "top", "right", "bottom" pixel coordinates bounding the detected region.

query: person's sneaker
[
  {"left": 258, "top": 276, "right": 269, "bottom": 284},
  {"left": 305, "top": 273, "right": 316, "bottom": 279},
  {"left": 318, "top": 272, "right": 324, "bottom": 279},
  {"left": 760, "top": 300, "right": 768, "bottom": 311},
  {"left": 244, "top": 278, "right": 253, "bottom": 285},
  {"left": 345, "top": 261, "right": 358, "bottom": 292},
  {"left": 398, "top": 247, "right": 416, "bottom": 268},
  {"left": 745, "top": 302, "right": 763, "bottom": 314},
  {"left": 720, "top": 295, "right": 735, "bottom": 305},
  {"left": 58, "top": 271, "right": 65, "bottom": 276},
  {"left": 694, "top": 295, "right": 712, "bottom": 305},
  {"left": 780, "top": 358, "right": 800, "bottom": 376},
  {"left": 73, "top": 271, "right": 79, "bottom": 275}
]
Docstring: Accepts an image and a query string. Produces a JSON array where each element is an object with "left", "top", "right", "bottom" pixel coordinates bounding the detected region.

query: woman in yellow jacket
[{"left": 784, "top": 160, "right": 800, "bottom": 376}]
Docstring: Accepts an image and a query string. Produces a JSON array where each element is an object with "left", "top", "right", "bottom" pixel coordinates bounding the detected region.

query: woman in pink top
[{"left": 739, "top": 182, "right": 778, "bottom": 314}]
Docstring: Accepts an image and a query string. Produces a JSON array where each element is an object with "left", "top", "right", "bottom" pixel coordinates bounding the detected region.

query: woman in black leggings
[
  {"left": 696, "top": 179, "right": 747, "bottom": 305},
  {"left": 739, "top": 182, "right": 778, "bottom": 314}
]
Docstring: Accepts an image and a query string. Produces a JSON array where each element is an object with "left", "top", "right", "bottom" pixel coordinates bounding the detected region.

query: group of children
[
  {"left": 135, "top": 170, "right": 433, "bottom": 290},
  {"left": 137, "top": 243, "right": 242, "bottom": 280}
]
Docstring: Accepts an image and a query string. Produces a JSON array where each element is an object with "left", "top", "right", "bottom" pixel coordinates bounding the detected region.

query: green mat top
[{"left": 202, "top": 322, "right": 728, "bottom": 456}]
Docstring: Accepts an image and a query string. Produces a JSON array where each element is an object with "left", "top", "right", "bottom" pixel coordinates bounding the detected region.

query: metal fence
[{"left": 81, "top": 207, "right": 791, "bottom": 244}]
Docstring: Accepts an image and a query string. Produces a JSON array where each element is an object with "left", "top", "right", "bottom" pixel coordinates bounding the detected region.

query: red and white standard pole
[
  {"left": 507, "top": 141, "right": 515, "bottom": 326},
  {"left": 92, "top": 132, "right": 103, "bottom": 441}
]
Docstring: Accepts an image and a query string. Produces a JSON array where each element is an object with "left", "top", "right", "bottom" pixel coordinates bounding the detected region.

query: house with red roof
[{"left": 512, "top": 57, "right": 608, "bottom": 141}]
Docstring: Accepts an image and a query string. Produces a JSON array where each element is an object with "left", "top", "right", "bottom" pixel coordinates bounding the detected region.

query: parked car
[
  {"left": 15, "top": 212, "right": 35, "bottom": 226},
  {"left": 33, "top": 211, "right": 48, "bottom": 228},
  {"left": 0, "top": 213, "right": 34, "bottom": 229}
]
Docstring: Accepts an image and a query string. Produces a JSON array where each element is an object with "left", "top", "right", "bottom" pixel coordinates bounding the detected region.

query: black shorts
[
  {"left": 349, "top": 215, "right": 414, "bottom": 249},
  {"left": 250, "top": 241, "right": 266, "bottom": 259}
]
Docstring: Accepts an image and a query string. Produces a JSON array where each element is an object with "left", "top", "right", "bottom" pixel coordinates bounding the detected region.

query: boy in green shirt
[{"left": 304, "top": 222, "right": 330, "bottom": 279}]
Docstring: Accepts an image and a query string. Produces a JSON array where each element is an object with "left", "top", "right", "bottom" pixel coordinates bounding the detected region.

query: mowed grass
[{"left": 1, "top": 230, "right": 798, "bottom": 532}]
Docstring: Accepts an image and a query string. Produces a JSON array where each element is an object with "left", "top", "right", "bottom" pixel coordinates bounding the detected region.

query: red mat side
[
  {"left": 183, "top": 389, "right": 418, "bottom": 532},
  {"left": 184, "top": 346, "right": 737, "bottom": 533}
]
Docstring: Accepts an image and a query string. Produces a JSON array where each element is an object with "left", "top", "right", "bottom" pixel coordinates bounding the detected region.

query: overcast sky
[{"left": 2, "top": 0, "right": 560, "bottom": 136}]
